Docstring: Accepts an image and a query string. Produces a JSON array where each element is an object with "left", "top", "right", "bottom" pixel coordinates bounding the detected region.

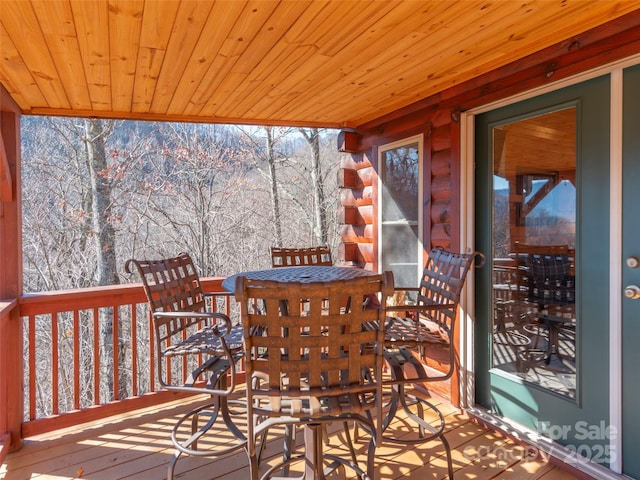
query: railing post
[
  {"left": 2, "top": 304, "right": 23, "bottom": 452},
  {"left": 1, "top": 301, "right": 18, "bottom": 460},
  {"left": 1, "top": 92, "right": 24, "bottom": 456}
]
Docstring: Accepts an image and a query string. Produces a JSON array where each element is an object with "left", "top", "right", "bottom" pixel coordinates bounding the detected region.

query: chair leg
[
  {"left": 248, "top": 448, "right": 260, "bottom": 480},
  {"left": 282, "top": 424, "right": 296, "bottom": 476},
  {"left": 167, "top": 451, "right": 181, "bottom": 480},
  {"left": 257, "top": 420, "right": 373, "bottom": 480},
  {"left": 303, "top": 423, "right": 325, "bottom": 479},
  {"left": 168, "top": 395, "right": 248, "bottom": 479},
  {"left": 190, "top": 408, "right": 201, "bottom": 451},
  {"left": 439, "top": 430, "right": 455, "bottom": 479},
  {"left": 366, "top": 429, "right": 377, "bottom": 480},
  {"left": 379, "top": 382, "right": 454, "bottom": 479},
  {"left": 342, "top": 421, "right": 360, "bottom": 471}
]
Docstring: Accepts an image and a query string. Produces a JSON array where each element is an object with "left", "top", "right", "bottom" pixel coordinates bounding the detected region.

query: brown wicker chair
[
  {"left": 235, "top": 272, "right": 393, "bottom": 480},
  {"left": 381, "top": 247, "right": 485, "bottom": 480},
  {"left": 125, "top": 253, "right": 247, "bottom": 480},
  {"left": 270, "top": 245, "right": 333, "bottom": 268}
]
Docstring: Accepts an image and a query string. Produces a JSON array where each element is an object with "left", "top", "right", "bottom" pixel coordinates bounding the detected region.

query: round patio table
[{"left": 221, "top": 265, "right": 378, "bottom": 292}]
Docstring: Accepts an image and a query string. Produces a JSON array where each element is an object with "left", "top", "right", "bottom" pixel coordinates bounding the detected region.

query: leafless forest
[{"left": 20, "top": 117, "right": 342, "bottom": 416}]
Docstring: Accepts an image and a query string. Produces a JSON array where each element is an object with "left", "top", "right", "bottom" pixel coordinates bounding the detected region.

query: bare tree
[
  {"left": 265, "top": 128, "right": 284, "bottom": 246},
  {"left": 82, "top": 118, "right": 130, "bottom": 400},
  {"left": 236, "top": 126, "right": 295, "bottom": 248},
  {"left": 21, "top": 116, "right": 130, "bottom": 407},
  {"left": 299, "top": 127, "right": 328, "bottom": 245},
  {"left": 84, "top": 119, "right": 119, "bottom": 285},
  {"left": 119, "top": 122, "right": 268, "bottom": 274},
  {"left": 236, "top": 126, "right": 340, "bottom": 249},
  {"left": 20, "top": 117, "right": 341, "bottom": 415}
]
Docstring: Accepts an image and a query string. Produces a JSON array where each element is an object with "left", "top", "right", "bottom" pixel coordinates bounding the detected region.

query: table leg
[{"left": 303, "top": 423, "right": 324, "bottom": 480}]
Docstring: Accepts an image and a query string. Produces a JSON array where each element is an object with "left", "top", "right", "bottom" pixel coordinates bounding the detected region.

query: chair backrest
[
  {"left": 270, "top": 245, "right": 333, "bottom": 268},
  {"left": 492, "top": 261, "right": 520, "bottom": 303},
  {"left": 514, "top": 243, "right": 574, "bottom": 306},
  {"left": 416, "top": 247, "right": 485, "bottom": 340},
  {"left": 125, "top": 253, "right": 206, "bottom": 339},
  {"left": 235, "top": 272, "right": 393, "bottom": 418},
  {"left": 126, "top": 253, "right": 241, "bottom": 395}
]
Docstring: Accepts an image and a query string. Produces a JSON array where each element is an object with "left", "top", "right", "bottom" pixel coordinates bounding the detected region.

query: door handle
[
  {"left": 624, "top": 285, "right": 640, "bottom": 300},
  {"left": 627, "top": 257, "right": 640, "bottom": 269}
]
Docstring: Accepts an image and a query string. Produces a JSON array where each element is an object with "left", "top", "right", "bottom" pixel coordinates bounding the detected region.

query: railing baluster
[
  {"left": 52, "top": 312, "right": 59, "bottom": 415},
  {"left": 131, "top": 304, "right": 138, "bottom": 397},
  {"left": 93, "top": 307, "right": 99, "bottom": 405},
  {"left": 148, "top": 308, "right": 155, "bottom": 393},
  {"left": 113, "top": 306, "right": 119, "bottom": 401},
  {"left": 28, "top": 315, "right": 36, "bottom": 421},
  {"left": 73, "top": 310, "right": 80, "bottom": 410},
  {"left": 182, "top": 324, "right": 188, "bottom": 384}
]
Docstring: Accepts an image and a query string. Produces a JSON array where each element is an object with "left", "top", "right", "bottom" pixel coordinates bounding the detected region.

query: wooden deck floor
[{"left": 1, "top": 392, "right": 583, "bottom": 480}]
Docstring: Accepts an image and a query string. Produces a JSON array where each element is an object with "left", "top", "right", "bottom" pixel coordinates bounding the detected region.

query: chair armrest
[
  {"left": 203, "top": 290, "right": 233, "bottom": 298},
  {"left": 385, "top": 303, "right": 455, "bottom": 313},
  {"left": 153, "top": 310, "right": 234, "bottom": 336},
  {"left": 393, "top": 287, "right": 420, "bottom": 293}
]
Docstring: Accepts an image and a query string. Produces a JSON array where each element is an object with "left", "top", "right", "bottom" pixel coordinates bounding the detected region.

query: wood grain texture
[
  {"left": 0, "top": 391, "right": 582, "bottom": 480},
  {"left": 1, "top": 0, "right": 637, "bottom": 127}
]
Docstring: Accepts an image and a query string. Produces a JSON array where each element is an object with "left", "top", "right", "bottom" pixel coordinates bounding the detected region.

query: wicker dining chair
[
  {"left": 235, "top": 272, "right": 393, "bottom": 480},
  {"left": 270, "top": 245, "right": 333, "bottom": 268},
  {"left": 125, "top": 253, "right": 247, "bottom": 480},
  {"left": 381, "top": 247, "right": 485, "bottom": 480}
]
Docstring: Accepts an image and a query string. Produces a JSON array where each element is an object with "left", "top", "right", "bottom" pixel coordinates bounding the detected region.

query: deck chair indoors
[{"left": 125, "top": 253, "right": 247, "bottom": 480}]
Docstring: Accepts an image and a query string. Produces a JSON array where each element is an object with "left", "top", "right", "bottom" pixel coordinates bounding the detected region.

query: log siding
[{"left": 338, "top": 13, "right": 640, "bottom": 403}]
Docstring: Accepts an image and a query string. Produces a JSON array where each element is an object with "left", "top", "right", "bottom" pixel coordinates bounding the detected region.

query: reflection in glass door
[
  {"left": 491, "top": 107, "right": 577, "bottom": 399},
  {"left": 477, "top": 74, "right": 610, "bottom": 459}
]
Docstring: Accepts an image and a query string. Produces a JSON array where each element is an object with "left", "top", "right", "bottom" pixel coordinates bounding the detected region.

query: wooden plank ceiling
[{"left": 1, "top": 0, "right": 639, "bottom": 129}]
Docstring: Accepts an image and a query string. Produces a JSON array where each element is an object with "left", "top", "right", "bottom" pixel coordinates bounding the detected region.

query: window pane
[
  {"left": 381, "top": 144, "right": 419, "bottom": 221},
  {"left": 381, "top": 224, "right": 419, "bottom": 288},
  {"left": 380, "top": 139, "right": 420, "bottom": 290}
]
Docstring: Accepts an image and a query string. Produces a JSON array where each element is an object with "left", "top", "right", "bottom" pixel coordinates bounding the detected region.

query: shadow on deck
[{"left": 1, "top": 391, "right": 582, "bottom": 480}]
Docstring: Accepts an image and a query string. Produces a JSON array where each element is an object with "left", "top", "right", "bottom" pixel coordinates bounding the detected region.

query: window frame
[{"left": 377, "top": 134, "right": 424, "bottom": 288}]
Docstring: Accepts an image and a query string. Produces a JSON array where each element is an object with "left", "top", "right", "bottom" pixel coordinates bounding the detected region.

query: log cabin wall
[
  {"left": 337, "top": 12, "right": 640, "bottom": 403},
  {"left": 339, "top": 11, "right": 640, "bottom": 270},
  {"left": 337, "top": 150, "right": 375, "bottom": 270},
  {"left": 338, "top": 106, "right": 460, "bottom": 270}
]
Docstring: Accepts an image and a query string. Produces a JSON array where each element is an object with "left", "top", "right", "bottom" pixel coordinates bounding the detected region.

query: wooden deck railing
[{"left": 4, "top": 279, "right": 233, "bottom": 442}]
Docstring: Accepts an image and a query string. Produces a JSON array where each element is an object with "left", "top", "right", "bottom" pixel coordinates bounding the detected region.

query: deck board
[{"left": 1, "top": 392, "right": 581, "bottom": 480}]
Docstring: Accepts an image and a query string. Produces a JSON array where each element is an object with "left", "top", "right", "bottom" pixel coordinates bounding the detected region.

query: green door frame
[
  {"left": 621, "top": 63, "right": 640, "bottom": 479},
  {"left": 475, "top": 73, "right": 610, "bottom": 453},
  {"left": 459, "top": 56, "right": 640, "bottom": 478}
]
